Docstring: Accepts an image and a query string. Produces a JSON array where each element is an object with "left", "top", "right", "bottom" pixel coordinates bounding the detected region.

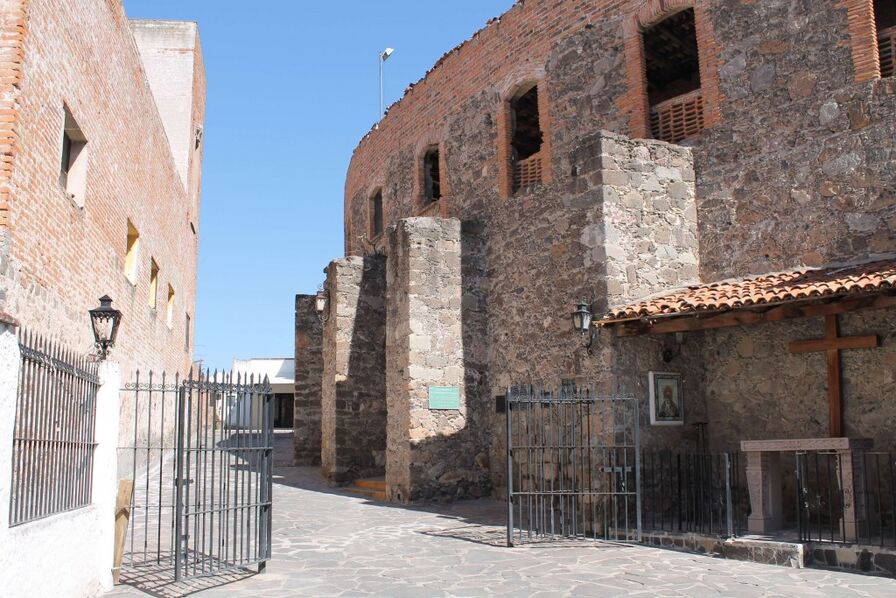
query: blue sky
[{"left": 123, "top": 0, "right": 515, "bottom": 370}]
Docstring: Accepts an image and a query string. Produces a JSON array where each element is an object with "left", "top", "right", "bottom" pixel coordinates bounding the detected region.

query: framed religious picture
[{"left": 649, "top": 372, "right": 683, "bottom": 426}]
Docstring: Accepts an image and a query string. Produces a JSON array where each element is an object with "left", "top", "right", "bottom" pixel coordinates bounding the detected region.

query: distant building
[{"left": 233, "top": 357, "right": 296, "bottom": 429}]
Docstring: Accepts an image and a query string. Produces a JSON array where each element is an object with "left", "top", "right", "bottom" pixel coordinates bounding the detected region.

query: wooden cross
[{"left": 788, "top": 314, "right": 879, "bottom": 438}]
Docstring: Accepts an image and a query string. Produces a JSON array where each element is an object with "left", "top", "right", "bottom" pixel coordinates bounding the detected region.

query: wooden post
[{"left": 112, "top": 479, "right": 134, "bottom": 585}]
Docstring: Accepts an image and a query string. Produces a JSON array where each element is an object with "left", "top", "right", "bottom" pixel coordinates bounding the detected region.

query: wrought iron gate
[
  {"left": 506, "top": 385, "right": 640, "bottom": 545},
  {"left": 119, "top": 369, "right": 273, "bottom": 583}
]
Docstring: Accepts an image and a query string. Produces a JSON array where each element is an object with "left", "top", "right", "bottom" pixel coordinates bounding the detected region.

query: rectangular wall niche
[
  {"left": 423, "top": 147, "right": 441, "bottom": 204},
  {"left": 166, "top": 284, "right": 175, "bottom": 328},
  {"left": 60, "top": 106, "right": 88, "bottom": 207},
  {"left": 877, "top": 0, "right": 896, "bottom": 78},
  {"left": 148, "top": 258, "right": 159, "bottom": 308},
  {"left": 644, "top": 8, "right": 705, "bottom": 144},
  {"left": 510, "top": 85, "right": 544, "bottom": 193},
  {"left": 124, "top": 220, "right": 140, "bottom": 284},
  {"left": 369, "top": 190, "right": 383, "bottom": 238}
]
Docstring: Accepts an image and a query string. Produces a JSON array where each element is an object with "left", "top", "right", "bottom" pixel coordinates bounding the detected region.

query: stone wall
[
  {"left": 599, "top": 133, "right": 698, "bottom": 306},
  {"left": 385, "top": 218, "right": 490, "bottom": 501},
  {"left": 700, "top": 308, "right": 896, "bottom": 453},
  {"left": 696, "top": 0, "right": 896, "bottom": 279},
  {"left": 320, "top": 256, "right": 386, "bottom": 484},
  {"left": 294, "top": 294, "right": 322, "bottom": 465},
  {"left": 344, "top": 0, "right": 894, "bottom": 280},
  {"left": 334, "top": 0, "right": 896, "bottom": 500}
]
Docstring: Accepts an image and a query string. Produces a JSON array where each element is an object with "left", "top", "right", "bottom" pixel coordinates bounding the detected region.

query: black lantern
[
  {"left": 571, "top": 300, "right": 595, "bottom": 353},
  {"left": 89, "top": 295, "right": 122, "bottom": 359},
  {"left": 571, "top": 301, "right": 593, "bottom": 334}
]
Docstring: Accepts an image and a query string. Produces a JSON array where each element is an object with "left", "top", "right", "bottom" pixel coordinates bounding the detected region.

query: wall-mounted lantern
[
  {"left": 571, "top": 300, "right": 595, "bottom": 353},
  {"left": 315, "top": 288, "right": 329, "bottom": 324},
  {"left": 89, "top": 295, "right": 122, "bottom": 360}
]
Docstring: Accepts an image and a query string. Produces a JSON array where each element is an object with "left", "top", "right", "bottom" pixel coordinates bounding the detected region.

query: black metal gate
[
  {"left": 119, "top": 369, "right": 273, "bottom": 583},
  {"left": 506, "top": 385, "right": 640, "bottom": 545}
]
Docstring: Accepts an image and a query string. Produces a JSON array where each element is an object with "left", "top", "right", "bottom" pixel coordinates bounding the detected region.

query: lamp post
[
  {"left": 89, "top": 295, "right": 122, "bottom": 360},
  {"left": 379, "top": 47, "right": 394, "bottom": 121}
]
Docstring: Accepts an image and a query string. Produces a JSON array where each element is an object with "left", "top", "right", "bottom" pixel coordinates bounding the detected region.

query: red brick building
[{"left": 0, "top": 0, "right": 205, "bottom": 377}]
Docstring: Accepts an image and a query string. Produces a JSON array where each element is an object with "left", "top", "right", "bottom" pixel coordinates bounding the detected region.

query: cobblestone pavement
[{"left": 106, "top": 436, "right": 896, "bottom": 597}]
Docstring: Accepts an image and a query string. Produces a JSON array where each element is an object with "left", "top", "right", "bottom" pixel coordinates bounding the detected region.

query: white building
[{"left": 231, "top": 357, "right": 295, "bottom": 429}]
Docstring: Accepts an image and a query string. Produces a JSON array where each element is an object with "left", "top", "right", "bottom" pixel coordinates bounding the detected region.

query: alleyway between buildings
[{"left": 106, "top": 434, "right": 896, "bottom": 598}]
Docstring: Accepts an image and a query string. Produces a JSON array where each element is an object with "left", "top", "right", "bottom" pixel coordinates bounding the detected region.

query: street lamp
[
  {"left": 89, "top": 295, "right": 122, "bottom": 360},
  {"left": 315, "top": 288, "right": 329, "bottom": 323},
  {"left": 571, "top": 300, "right": 595, "bottom": 353},
  {"left": 379, "top": 47, "right": 394, "bottom": 121}
]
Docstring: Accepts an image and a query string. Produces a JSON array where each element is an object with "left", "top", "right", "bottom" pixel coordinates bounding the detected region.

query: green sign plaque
[{"left": 428, "top": 386, "right": 461, "bottom": 410}]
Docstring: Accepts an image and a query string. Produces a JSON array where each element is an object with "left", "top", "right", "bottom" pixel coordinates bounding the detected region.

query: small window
[
  {"left": 185, "top": 313, "right": 191, "bottom": 352},
  {"left": 369, "top": 190, "right": 383, "bottom": 238},
  {"left": 876, "top": 0, "right": 896, "bottom": 78},
  {"left": 148, "top": 259, "right": 159, "bottom": 309},
  {"left": 166, "top": 285, "right": 175, "bottom": 329},
  {"left": 60, "top": 106, "right": 88, "bottom": 207},
  {"left": 124, "top": 221, "right": 140, "bottom": 284},
  {"left": 644, "top": 8, "right": 704, "bottom": 143},
  {"left": 423, "top": 147, "right": 441, "bottom": 203},
  {"left": 509, "top": 85, "right": 544, "bottom": 193}
]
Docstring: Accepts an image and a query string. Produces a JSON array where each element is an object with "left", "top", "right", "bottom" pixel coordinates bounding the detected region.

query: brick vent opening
[
  {"left": 877, "top": 1, "right": 896, "bottom": 78},
  {"left": 650, "top": 89, "right": 705, "bottom": 145},
  {"left": 514, "top": 151, "right": 543, "bottom": 190},
  {"left": 510, "top": 85, "right": 543, "bottom": 193},
  {"left": 644, "top": 8, "right": 704, "bottom": 144}
]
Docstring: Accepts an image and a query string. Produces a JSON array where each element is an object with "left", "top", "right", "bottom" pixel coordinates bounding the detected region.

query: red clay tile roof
[{"left": 603, "top": 258, "right": 896, "bottom": 322}]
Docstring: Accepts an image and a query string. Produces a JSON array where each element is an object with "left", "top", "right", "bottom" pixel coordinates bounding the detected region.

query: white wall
[{"left": 0, "top": 325, "right": 121, "bottom": 598}]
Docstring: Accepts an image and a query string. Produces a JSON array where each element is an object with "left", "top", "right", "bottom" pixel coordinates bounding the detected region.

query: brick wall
[{"left": 0, "top": 0, "right": 204, "bottom": 379}]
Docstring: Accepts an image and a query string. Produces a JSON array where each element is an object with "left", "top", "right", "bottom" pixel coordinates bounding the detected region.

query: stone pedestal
[
  {"left": 744, "top": 450, "right": 783, "bottom": 533},
  {"left": 741, "top": 438, "right": 873, "bottom": 539}
]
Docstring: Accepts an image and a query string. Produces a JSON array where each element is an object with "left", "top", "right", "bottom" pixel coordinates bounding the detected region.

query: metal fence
[
  {"left": 9, "top": 331, "right": 100, "bottom": 526},
  {"left": 506, "top": 385, "right": 640, "bottom": 545},
  {"left": 120, "top": 369, "right": 273, "bottom": 583},
  {"left": 796, "top": 450, "right": 896, "bottom": 547},
  {"left": 641, "top": 451, "right": 747, "bottom": 538}
]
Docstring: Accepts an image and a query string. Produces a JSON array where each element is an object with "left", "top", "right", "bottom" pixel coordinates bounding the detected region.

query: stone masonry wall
[
  {"left": 0, "top": 0, "right": 204, "bottom": 380},
  {"left": 696, "top": 1, "right": 895, "bottom": 279},
  {"left": 337, "top": 0, "right": 896, "bottom": 499},
  {"left": 484, "top": 131, "right": 704, "bottom": 492},
  {"left": 598, "top": 133, "right": 698, "bottom": 306},
  {"left": 700, "top": 308, "right": 896, "bottom": 453},
  {"left": 294, "top": 294, "right": 322, "bottom": 466},
  {"left": 321, "top": 256, "right": 386, "bottom": 484},
  {"left": 345, "top": 0, "right": 894, "bottom": 280},
  {"left": 385, "top": 218, "right": 490, "bottom": 501}
]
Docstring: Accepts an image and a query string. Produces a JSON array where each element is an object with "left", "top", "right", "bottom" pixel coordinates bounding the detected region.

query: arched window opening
[
  {"left": 510, "top": 85, "right": 543, "bottom": 193},
  {"left": 369, "top": 189, "right": 383, "bottom": 238},
  {"left": 876, "top": 0, "right": 896, "bottom": 77},
  {"left": 423, "top": 147, "right": 441, "bottom": 203},
  {"left": 644, "top": 8, "right": 704, "bottom": 143}
]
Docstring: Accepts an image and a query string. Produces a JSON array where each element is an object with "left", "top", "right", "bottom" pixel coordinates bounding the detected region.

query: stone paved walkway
[{"left": 106, "top": 438, "right": 896, "bottom": 597}]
